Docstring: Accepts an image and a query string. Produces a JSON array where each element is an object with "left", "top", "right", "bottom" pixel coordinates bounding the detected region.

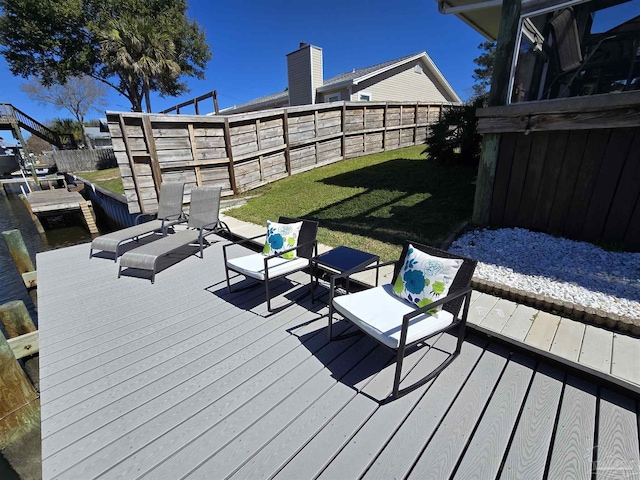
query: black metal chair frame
[
  {"left": 328, "top": 241, "right": 476, "bottom": 399},
  {"left": 223, "top": 217, "right": 319, "bottom": 312}
]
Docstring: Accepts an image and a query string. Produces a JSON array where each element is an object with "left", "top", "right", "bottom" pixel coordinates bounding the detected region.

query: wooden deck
[
  {"left": 37, "top": 238, "right": 640, "bottom": 479},
  {"left": 26, "top": 190, "right": 84, "bottom": 213}
]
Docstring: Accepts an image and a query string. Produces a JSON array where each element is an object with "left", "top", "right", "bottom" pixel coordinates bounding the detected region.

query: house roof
[
  {"left": 320, "top": 53, "right": 419, "bottom": 88},
  {"left": 222, "top": 50, "right": 461, "bottom": 114},
  {"left": 318, "top": 51, "right": 461, "bottom": 102},
  {"left": 220, "top": 90, "right": 289, "bottom": 114}
]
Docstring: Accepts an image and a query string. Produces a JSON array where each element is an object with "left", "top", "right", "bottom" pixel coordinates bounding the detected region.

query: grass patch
[
  {"left": 77, "top": 168, "right": 124, "bottom": 195},
  {"left": 227, "top": 145, "right": 476, "bottom": 261}
]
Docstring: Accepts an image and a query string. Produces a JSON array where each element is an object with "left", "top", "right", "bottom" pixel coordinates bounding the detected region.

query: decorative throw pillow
[
  {"left": 262, "top": 220, "right": 303, "bottom": 259},
  {"left": 392, "top": 245, "right": 463, "bottom": 313}
]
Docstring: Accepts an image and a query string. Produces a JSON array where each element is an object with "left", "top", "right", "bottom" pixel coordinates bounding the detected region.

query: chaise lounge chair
[
  {"left": 89, "top": 181, "right": 186, "bottom": 261},
  {"left": 329, "top": 241, "right": 476, "bottom": 398},
  {"left": 118, "top": 186, "right": 229, "bottom": 283}
]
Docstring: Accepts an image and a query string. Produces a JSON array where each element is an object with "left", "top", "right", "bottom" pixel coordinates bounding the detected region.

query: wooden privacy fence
[
  {"left": 476, "top": 92, "right": 640, "bottom": 251},
  {"left": 47, "top": 147, "right": 117, "bottom": 172},
  {"left": 106, "top": 101, "right": 447, "bottom": 214}
]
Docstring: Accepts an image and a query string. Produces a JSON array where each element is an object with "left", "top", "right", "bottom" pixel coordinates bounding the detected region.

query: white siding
[
  {"left": 311, "top": 47, "right": 323, "bottom": 104},
  {"left": 352, "top": 60, "right": 454, "bottom": 103}
]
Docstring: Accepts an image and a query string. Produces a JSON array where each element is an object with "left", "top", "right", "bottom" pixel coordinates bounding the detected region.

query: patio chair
[
  {"left": 118, "top": 186, "right": 229, "bottom": 283},
  {"left": 223, "top": 217, "right": 318, "bottom": 312},
  {"left": 329, "top": 241, "right": 476, "bottom": 398},
  {"left": 90, "top": 181, "right": 186, "bottom": 261}
]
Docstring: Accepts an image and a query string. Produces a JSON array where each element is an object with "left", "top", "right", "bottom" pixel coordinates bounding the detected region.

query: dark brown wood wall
[{"left": 490, "top": 128, "right": 640, "bottom": 251}]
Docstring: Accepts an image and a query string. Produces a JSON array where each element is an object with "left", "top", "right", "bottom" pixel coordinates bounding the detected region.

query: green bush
[{"left": 424, "top": 98, "right": 484, "bottom": 168}]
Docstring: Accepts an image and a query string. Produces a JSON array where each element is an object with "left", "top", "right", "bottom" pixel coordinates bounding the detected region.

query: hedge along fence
[
  {"left": 106, "top": 101, "right": 449, "bottom": 214},
  {"left": 46, "top": 148, "right": 117, "bottom": 172}
]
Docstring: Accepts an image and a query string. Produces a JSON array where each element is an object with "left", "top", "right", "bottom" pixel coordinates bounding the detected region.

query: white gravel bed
[{"left": 449, "top": 228, "right": 640, "bottom": 319}]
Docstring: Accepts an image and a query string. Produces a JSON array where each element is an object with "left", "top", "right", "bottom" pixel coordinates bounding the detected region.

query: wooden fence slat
[
  {"left": 223, "top": 118, "right": 237, "bottom": 194},
  {"left": 515, "top": 131, "right": 550, "bottom": 229},
  {"left": 118, "top": 114, "right": 145, "bottom": 214},
  {"left": 502, "top": 133, "right": 533, "bottom": 227},
  {"left": 281, "top": 110, "right": 292, "bottom": 176},
  {"left": 142, "top": 116, "right": 162, "bottom": 197},
  {"left": 546, "top": 130, "right": 589, "bottom": 235},
  {"left": 563, "top": 129, "right": 611, "bottom": 239},
  {"left": 581, "top": 128, "right": 635, "bottom": 242},
  {"left": 188, "top": 124, "right": 202, "bottom": 187},
  {"left": 531, "top": 130, "right": 569, "bottom": 231},
  {"left": 489, "top": 133, "right": 518, "bottom": 226},
  {"left": 601, "top": 132, "right": 640, "bottom": 242}
]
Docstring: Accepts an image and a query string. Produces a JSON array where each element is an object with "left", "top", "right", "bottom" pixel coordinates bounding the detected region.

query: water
[{"left": 0, "top": 189, "right": 96, "bottom": 325}]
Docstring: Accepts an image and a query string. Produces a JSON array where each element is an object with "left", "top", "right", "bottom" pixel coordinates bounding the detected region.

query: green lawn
[
  {"left": 227, "top": 146, "right": 476, "bottom": 261},
  {"left": 77, "top": 168, "right": 124, "bottom": 195}
]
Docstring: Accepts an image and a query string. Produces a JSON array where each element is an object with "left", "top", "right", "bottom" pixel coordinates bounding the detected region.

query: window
[
  {"left": 358, "top": 92, "right": 372, "bottom": 101},
  {"left": 510, "top": 0, "right": 640, "bottom": 103},
  {"left": 325, "top": 92, "right": 341, "bottom": 102}
]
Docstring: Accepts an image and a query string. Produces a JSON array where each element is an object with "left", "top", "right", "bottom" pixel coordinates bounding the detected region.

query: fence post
[
  {"left": 0, "top": 330, "right": 40, "bottom": 479},
  {"left": 1, "top": 230, "right": 34, "bottom": 276},
  {"left": 473, "top": 0, "right": 521, "bottom": 225},
  {"left": 223, "top": 118, "right": 238, "bottom": 193},
  {"left": 0, "top": 301, "right": 36, "bottom": 339},
  {"left": 282, "top": 110, "right": 292, "bottom": 175}
]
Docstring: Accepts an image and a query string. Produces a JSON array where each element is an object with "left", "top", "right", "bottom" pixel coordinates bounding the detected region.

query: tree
[
  {"left": 47, "top": 118, "right": 84, "bottom": 145},
  {"left": 21, "top": 76, "right": 107, "bottom": 148},
  {"left": 423, "top": 43, "right": 495, "bottom": 167},
  {"left": 471, "top": 41, "right": 496, "bottom": 101},
  {"left": 0, "top": 0, "right": 212, "bottom": 112},
  {"left": 25, "top": 135, "right": 53, "bottom": 155}
]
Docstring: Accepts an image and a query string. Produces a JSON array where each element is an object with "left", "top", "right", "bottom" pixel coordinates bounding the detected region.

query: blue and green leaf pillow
[
  {"left": 392, "top": 245, "right": 463, "bottom": 313},
  {"left": 262, "top": 220, "right": 303, "bottom": 259}
]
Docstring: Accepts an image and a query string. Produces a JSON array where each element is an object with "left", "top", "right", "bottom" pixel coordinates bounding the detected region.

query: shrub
[{"left": 424, "top": 97, "right": 484, "bottom": 168}]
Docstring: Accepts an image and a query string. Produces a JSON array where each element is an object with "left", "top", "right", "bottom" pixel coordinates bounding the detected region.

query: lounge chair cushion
[
  {"left": 262, "top": 220, "right": 303, "bottom": 259},
  {"left": 333, "top": 284, "right": 454, "bottom": 349},
  {"left": 119, "top": 228, "right": 201, "bottom": 271},
  {"left": 392, "top": 244, "right": 463, "bottom": 312},
  {"left": 227, "top": 253, "right": 308, "bottom": 281}
]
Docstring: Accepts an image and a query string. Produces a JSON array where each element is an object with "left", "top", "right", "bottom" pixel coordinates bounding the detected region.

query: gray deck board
[
  {"left": 272, "top": 335, "right": 455, "bottom": 480},
  {"left": 499, "top": 364, "right": 564, "bottom": 480},
  {"left": 547, "top": 376, "right": 597, "bottom": 480},
  {"left": 36, "top": 240, "right": 640, "bottom": 479},
  {"left": 453, "top": 353, "right": 536, "bottom": 479},
  {"left": 596, "top": 388, "right": 640, "bottom": 479},
  {"left": 363, "top": 337, "right": 491, "bottom": 479}
]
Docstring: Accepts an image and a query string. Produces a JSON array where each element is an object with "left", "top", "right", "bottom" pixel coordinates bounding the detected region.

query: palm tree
[{"left": 98, "top": 16, "right": 181, "bottom": 112}]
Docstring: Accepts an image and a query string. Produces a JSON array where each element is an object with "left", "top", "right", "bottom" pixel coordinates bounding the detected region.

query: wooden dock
[
  {"left": 36, "top": 238, "right": 640, "bottom": 479},
  {"left": 24, "top": 189, "right": 98, "bottom": 234}
]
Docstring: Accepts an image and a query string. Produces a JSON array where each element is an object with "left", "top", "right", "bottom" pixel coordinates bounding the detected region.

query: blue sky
[{"left": 1, "top": 0, "right": 487, "bottom": 124}]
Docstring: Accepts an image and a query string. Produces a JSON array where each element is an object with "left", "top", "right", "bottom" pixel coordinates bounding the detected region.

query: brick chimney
[{"left": 286, "top": 43, "right": 323, "bottom": 106}]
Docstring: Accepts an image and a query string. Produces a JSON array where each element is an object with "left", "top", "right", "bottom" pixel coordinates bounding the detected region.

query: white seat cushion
[
  {"left": 333, "top": 284, "right": 455, "bottom": 349},
  {"left": 227, "top": 253, "right": 309, "bottom": 281}
]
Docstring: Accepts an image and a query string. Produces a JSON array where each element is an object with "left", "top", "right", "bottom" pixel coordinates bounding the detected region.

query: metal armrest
[
  {"left": 262, "top": 239, "right": 317, "bottom": 280},
  {"left": 135, "top": 212, "right": 157, "bottom": 225},
  {"left": 161, "top": 215, "right": 187, "bottom": 235},
  {"left": 263, "top": 239, "right": 317, "bottom": 262},
  {"left": 403, "top": 287, "right": 473, "bottom": 321},
  {"left": 222, "top": 232, "right": 267, "bottom": 258}
]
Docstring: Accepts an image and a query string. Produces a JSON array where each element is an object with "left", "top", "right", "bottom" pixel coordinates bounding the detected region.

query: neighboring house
[
  {"left": 221, "top": 43, "right": 461, "bottom": 114},
  {"left": 84, "top": 126, "right": 113, "bottom": 149}
]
